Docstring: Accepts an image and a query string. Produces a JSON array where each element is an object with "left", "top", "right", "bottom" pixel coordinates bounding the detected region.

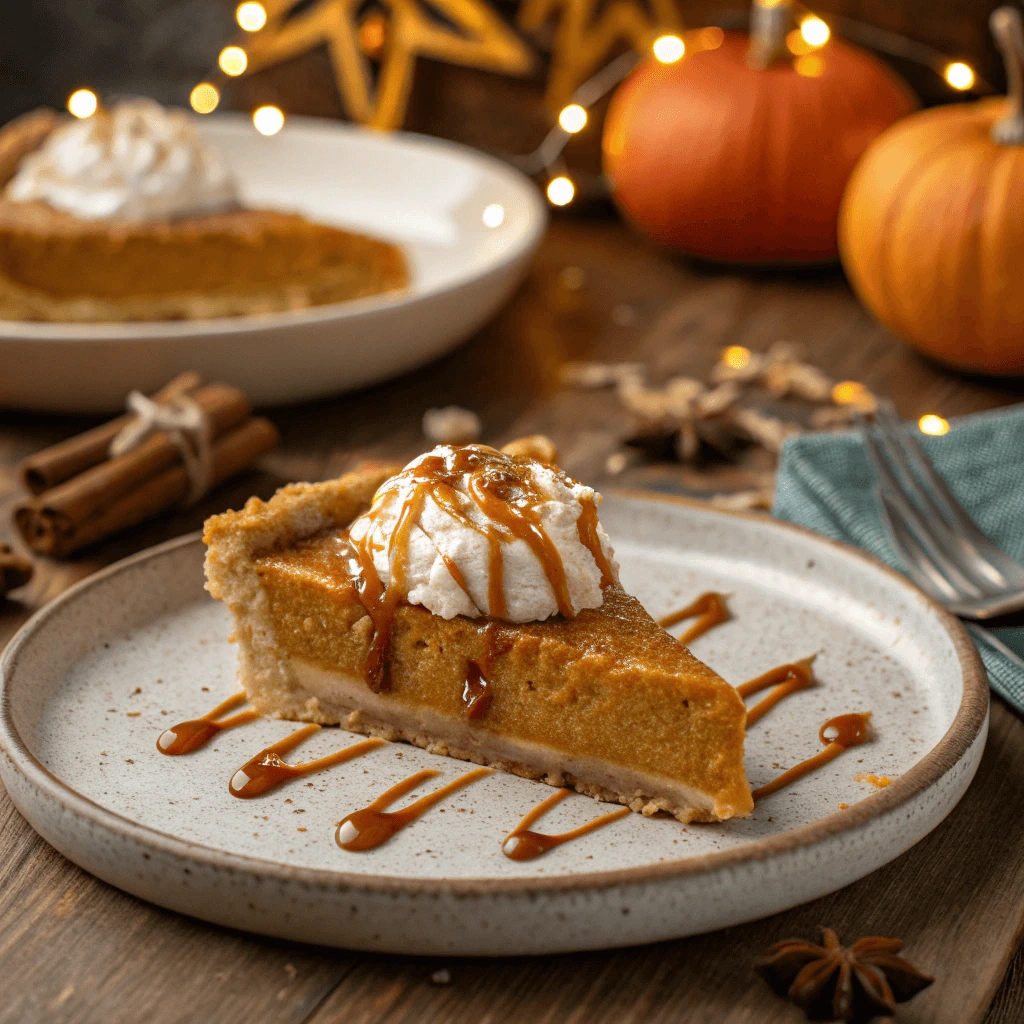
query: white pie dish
[{"left": 0, "top": 114, "right": 546, "bottom": 413}]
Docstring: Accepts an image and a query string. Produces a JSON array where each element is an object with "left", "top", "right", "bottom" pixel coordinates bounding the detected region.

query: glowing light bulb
[
  {"left": 795, "top": 54, "right": 825, "bottom": 77},
  {"left": 800, "top": 16, "right": 830, "bottom": 48},
  {"left": 945, "top": 62, "right": 975, "bottom": 91},
  {"left": 482, "top": 203, "right": 505, "bottom": 228},
  {"left": 236, "top": 2, "right": 267, "bottom": 31},
  {"left": 831, "top": 381, "right": 875, "bottom": 410},
  {"left": 253, "top": 105, "right": 285, "bottom": 136},
  {"left": 721, "top": 345, "right": 752, "bottom": 370},
  {"left": 67, "top": 89, "right": 98, "bottom": 119},
  {"left": 652, "top": 34, "right": 685, "bottom": 64},
  {"left": 918, "top": 414, "right": 950, "bottom": 436},
  {"left": 546, "top": 176, "right": 575, "bottom": 206},
  {"left": 189, "top": 83, "right": 220, "bottom": 114},
  {"left": 558, "top": 104, "right": 588, "bottom": 134},
  {"left": 219, "top": 46, "right": 248, "bottom": 76}
]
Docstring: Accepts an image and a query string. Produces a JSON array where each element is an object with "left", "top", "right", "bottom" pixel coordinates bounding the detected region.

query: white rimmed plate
[
  {"left": 0, "top": 494, "right": 987, "bottom": 955},
  {"left": 0, "top": 115, "right": 546, "bottom": 412}
]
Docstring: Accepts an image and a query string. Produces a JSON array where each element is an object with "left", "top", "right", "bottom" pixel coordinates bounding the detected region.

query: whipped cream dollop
[
  {"left": 5, "top": 98, "right": 239, "bottom": 221},
  {"left": 346, "top": 444, "right": 618, "bottom": 623}
]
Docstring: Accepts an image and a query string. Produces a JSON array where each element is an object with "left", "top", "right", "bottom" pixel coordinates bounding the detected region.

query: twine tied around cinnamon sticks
[
  {"left": 110, "top": 388, "right": 214, "bottom": 505},
  {"left": 15, "top": 372, "right": 279, "bottom": 557}
]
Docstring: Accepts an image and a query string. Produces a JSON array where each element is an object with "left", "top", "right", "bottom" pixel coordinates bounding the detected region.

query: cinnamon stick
[
  {"left": 16, "top": 417, "right": 279, "bottom": 557},
  {"left": 0, "top": 544, "right": 33, "bottom": 596},
  {"left": 19, "top": 371, "right": 202, "bottom": 494},
  {"left": 22, "top": 382, "right": 252, "bottom": 531}
]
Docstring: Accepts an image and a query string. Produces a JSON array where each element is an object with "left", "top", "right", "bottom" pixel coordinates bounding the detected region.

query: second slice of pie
[{"left": 204, "top": 441, "right": 752, "bottom": 822}]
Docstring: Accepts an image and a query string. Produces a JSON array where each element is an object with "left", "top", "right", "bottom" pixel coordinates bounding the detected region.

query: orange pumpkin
[
  {"left": 839, "top": 7, "right": 1024, "bottom": 376},
  {"left": 602, "top": 0, "right": 917, "bottom": 264}
]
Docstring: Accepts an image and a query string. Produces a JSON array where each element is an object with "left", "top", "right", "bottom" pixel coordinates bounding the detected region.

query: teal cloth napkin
[{"left": 772, "top": 404, "right": 1024, "bottom": 712}]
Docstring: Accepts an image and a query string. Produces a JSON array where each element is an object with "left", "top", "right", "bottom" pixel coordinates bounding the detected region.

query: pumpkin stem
[
  {"left": 992, "top": 6, "right": 1024, "bottom": 145},
  {"left": 748, "top": 0, "right": 792, "bottom": 69}
]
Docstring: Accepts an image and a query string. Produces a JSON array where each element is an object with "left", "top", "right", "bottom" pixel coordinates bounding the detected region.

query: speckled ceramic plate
[{"left": 0, "top": 494, "right": 987, "bottom": 955}]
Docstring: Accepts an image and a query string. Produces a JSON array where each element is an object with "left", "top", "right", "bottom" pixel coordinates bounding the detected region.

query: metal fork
[{"left": 862, "top": 404, "right": 1024, "bottom": 670}]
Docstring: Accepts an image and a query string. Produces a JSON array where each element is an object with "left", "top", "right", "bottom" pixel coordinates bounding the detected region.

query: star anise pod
[{"left": 754, "top": 927, "right": 933, "bottom": 1022}]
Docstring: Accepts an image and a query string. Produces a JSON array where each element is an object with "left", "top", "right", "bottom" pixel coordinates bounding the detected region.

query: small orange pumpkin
[
  {"left": 602, "top": 0, "right": 917, "bottom": 264},
  {"left": 839, "top": 7, "right": 1024, "bottom": 376}
]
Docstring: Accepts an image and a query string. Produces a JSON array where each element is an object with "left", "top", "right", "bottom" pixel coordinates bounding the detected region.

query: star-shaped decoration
[
  {"left": 517, "top": 0, "right": 681, "bottom": 108},
  {"left": 244, "top": 0, "right": 534, "bottom": 130}
]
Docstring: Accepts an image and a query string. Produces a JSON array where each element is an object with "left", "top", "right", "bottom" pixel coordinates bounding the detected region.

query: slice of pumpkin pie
[{"left": 203, "top": 440, "right": 752, "bottom": 822}]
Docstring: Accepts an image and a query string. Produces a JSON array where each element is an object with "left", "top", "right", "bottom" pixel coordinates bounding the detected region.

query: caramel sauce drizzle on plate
[
  {"left": 340, "top": 445, "right": 613, "bottom": 691},
  {"left": 658, "top": 592, "right": 730, "bottom": 645},
  {"left": 502, "top": 787, "right": 631, "bottom": 861},
  {"left": 752, "top": 713, "right": 873, "bottom": 802},
  {"left": 737, "top": 658, "right": 816, "bottom": 728},
  {"left": 336, "top": 767, "right": 493, "bottom": 851},
  {"left": 156, "top": 691, "right": 258, "bottom": 755},
  {"left": 229, "top": 725, "right": 384, "bottom": 798}
]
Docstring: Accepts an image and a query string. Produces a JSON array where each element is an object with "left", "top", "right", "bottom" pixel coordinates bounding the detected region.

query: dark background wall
[{"left": 0, "top": 0, "right": 1012, "bottom": 153}]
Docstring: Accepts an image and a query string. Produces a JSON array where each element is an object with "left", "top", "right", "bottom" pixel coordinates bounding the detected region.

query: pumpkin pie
[
  {"left": 0, "top": 108, "right": 408, "bottom": 322},
  {"left": 203, "top": 443, "right": 753, "bottom": 823}
]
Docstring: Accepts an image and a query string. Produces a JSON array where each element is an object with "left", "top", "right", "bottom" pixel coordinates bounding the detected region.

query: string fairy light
[
  {"left": 218, "top": 45, "right": 248, "bottom": 76},
  {"left": 185, "top": 1, "right": 985, "bottom": 161},
  {"left": 189, "top": 82, "right": 220, "bottom": 114},
  {"left": 918, "top": 414, "right": 950, "bottom": 436},
  {"left": 236, "top": 2, "right": 267, "bottom": 32},
  {"left": 558, "top": 103, "right": 588, "bottom": 133},
  {"left": 546, "top": 175, "right": 575, "bottom": 206},
  {"left": 799, "top": 15, "right": 830, "bottom": 47},
  {"left": 944, "top": 61, "right": 975, "bottom": 90},
  {"left": 722, "top": 345, "right": 752, "bottom": 370},
  {"left": 513, "top": 5, "right": 986, "bottom": 207},
  {"left": 67, "top": 89, "right": 98, "bottom": 119},
  {"left": 652, "top": 34, "right": 686, "bottom": 64},
  {"left": 252, "top": 104, "right": 285, "bottom": 135}
]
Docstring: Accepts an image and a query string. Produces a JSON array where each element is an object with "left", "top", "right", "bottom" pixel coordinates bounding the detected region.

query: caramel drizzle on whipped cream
[{"left": 340, "top": 445, "right": 612, "bottom": 691}]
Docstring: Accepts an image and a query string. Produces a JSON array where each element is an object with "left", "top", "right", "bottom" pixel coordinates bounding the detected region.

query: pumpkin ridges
[
  {"left": 843, "top": 110, "right": 1024, "bottom": 374},
  {"left": 840, "top": 108, "right": 985, "bottom": 344},
  {"left": 889, "top": 140, "right": 991, "bottom": 361},
  {"left": 982, "top": 144, "right": 1024, "bottom": 361}
]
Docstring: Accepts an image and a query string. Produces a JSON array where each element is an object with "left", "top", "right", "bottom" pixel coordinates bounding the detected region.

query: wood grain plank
[
  {"left": 0, "top": 783, "right": 358, "bottom": 1024},
  {"left": 984, "top": 936, "right": 1024, "bottom": 1024}
]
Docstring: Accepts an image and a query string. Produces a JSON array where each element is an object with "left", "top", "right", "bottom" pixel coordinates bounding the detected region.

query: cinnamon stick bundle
[
  {"left": 20, "top": 372, "right": 202, "bottom": 494},
  {"left": 15, "top": 375, "right": 278, "bottom": 557}
]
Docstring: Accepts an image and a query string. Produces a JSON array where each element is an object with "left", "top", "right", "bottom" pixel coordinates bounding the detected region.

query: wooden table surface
[{"left": 2, "top": 217, "right": 1024, "bottom": 1024}]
